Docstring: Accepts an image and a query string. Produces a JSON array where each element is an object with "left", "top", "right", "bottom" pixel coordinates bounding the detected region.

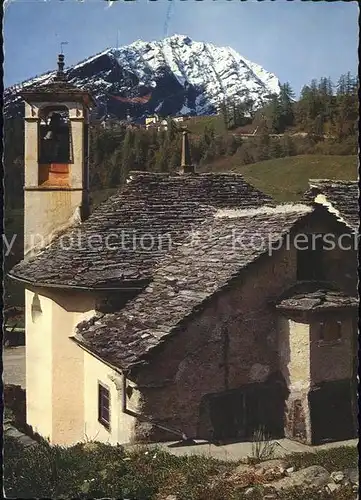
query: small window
[
  {"left": 319, "top": 320, "right": 342, "bottom": 342},
  {"left": 98, "top": 383, "right": 111, "bottom": 430}
]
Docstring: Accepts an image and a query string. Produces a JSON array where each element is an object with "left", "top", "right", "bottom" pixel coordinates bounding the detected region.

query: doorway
[
  {"left": 200, "top": 379, "right": 286, "bottom": 442},
  {"left": 309, "top": 379, "right": 356, "bottom": 444}
]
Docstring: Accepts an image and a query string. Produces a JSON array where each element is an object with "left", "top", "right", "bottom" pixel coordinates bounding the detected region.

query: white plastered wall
[
  {"left": 25, "top": 288, "right": 53, "bottom": 440},
  {"left": 25, "top": 288, "right": 95, "bottom": 445},
  {"left": 83, "top": 352, "right": 137, "bottom": 445}
]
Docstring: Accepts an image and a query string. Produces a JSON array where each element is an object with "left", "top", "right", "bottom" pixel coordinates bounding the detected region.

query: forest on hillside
[
  {"left": 4, "top": 72, "right": 358, "bottom": 209},
  {"left": 3, "top": 72, "right": 358, "bottom": 311}
]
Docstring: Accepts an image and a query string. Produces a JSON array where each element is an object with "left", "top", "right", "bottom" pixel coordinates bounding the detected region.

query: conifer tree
[
  {"left": 109, "top": 148, "right": 123, "bottom": 186},
  {"left": 296, "top": 85, "right": 311, "bottom": 128},
  {"left": 121, "top": 129, "right": 134, "bottom": 180},
  {"left": 133, "top": 131, "right": 147, "bottom": 170},
  {"left": 312, "top": 113, "right": 325, "bottom": 138},
  {"left": 269, "top": 137, "right": 283, "bottom": 158},
  {"left": 166, "top": 117, "right": 178, "bottom": 142},
  {"left": 265, "top": 94, "right": 283, "bottom": 133},
  {"left": 281, "top": 135, "right": 296, "bottom": 157},
  {"left": 279, "top": 83, "right": 295, "bottom": 129},
  {"left": 220, "top": 100, "right": 230, "bottom": 129},
  {"left": 225, "top": 134, "right": 238, "bottom": 156},
  {"left": 336, "top": 74, "right": 347, "bottom": 95}
]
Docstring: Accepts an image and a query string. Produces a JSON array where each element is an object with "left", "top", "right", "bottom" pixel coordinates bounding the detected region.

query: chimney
[{"left": 180, "top": 130, "right": 195, "bottom": 174}]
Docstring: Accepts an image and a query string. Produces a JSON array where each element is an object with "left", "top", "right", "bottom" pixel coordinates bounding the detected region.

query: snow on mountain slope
[{"left": 5, "top": 34, "right": 280, "bottom": 119}]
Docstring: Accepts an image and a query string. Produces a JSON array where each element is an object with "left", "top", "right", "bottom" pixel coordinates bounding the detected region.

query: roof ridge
[
  {"left": 215, "top": 203, "right": 312, "bottom": 219},
  {"left": 128, "top": 170, "right": 247, "bottom": 178},
  {"left": 10, "top": 168, "right": 275, "bottom": 287},
  {"left": 309, "top": 178, "right": 358, "bottom": 184}
]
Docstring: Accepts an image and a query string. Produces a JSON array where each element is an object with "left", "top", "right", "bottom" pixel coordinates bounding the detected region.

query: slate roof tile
[
  {"left": 19, "top": 76, "right": 97, "bottom": 103},
  {"left": 10, "top": 172, "right": 273, "bottom": 287},
  {"left": 276, "top": 281, "right": 358, "bottom": 312},
  {"left": 74, "top": 204, "right": 314, "bottom": 371},
  {"left": 304, "top": 179, "right": 359, "bottom": 230}
]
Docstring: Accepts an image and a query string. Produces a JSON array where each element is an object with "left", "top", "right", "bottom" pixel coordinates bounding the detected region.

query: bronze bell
[
  {"left": 44, "top": 112, "right": 63, "bottom": 141},
  {"left": 44, "top": 130, "right": 53, "bottom": 140}
]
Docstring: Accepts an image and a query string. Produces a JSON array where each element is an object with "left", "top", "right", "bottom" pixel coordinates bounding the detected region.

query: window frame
[
  {"left": 98, "top": 382, "right": 111, "bottom": 431},
  {"left": 318, "top": 319, "right": 342, "bottom": 345}
]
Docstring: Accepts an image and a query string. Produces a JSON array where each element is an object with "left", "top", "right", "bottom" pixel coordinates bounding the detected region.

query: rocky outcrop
[
  {"left": 265, "top": 465, "right": 331, "bottom": 490},
  {"left": 214, "top": 459, "right": 359, "bottom": 498}
]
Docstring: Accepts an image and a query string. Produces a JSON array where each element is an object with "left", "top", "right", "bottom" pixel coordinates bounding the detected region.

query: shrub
[
  {"left": 249, "top": 427, "right": 277, "bottom": 464},
  {"left": 285, "top": 446, "right": 358, "bottom": 472},
  {"left": 277, "top": 484, "right": 355, "bottom": 500},
  {"left": 3, "top": 384, "right": 26, "bottom": 428},
  {"left": 4, "top": 438, "right": 235, "bottom": 499}
]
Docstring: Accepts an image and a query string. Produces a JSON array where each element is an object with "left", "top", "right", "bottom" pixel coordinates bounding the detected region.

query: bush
[
  {"left": 285, "top": 446, "right": 358, "bottom": 472},
  {"left": 4, "top": 437, "right": 234, "bottom": 499},
  {"left": 4, "top": 384, "right": 26, "bottom": 428},
  {"left": 277, "top": 484, "right": 355, "bottom": 500}
]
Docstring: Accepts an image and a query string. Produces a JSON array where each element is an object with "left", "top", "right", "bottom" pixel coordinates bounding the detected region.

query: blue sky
[{"left": 4, "top": 0, "right": 359, "bottom": 95}]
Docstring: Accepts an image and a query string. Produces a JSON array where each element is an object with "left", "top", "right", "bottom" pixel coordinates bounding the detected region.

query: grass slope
[
  {"left": 4, "top": 435, "right": 358, "bottom": 500},
  {"left": 186, "top": 114, "right": 226, "bottom": 135},
  {"left": 202, "top": 155, "right": 358, "bottom": 202}
]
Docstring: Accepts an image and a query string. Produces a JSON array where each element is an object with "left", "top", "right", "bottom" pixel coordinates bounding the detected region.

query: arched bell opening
[{"left": 38, "top": 105, "right": 73, "bottom": 187}]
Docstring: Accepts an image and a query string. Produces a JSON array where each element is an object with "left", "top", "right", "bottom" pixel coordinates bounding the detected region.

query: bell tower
[{"left": 20, "top": 54, "right": 96, "bottom": 257}]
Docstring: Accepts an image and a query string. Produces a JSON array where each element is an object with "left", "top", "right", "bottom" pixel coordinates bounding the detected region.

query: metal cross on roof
[{"left": 60, "top": 41, "right": 69, "bottom": 55}]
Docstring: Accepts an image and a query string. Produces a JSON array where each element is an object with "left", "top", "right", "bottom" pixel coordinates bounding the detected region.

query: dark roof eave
[
  {"left": 71, "top": 335, "right": 147, "bottom": 375},
  {"left": 127, "top": 170, "right": 251, "bottom": 179},
  {"left": 8, "top": 271, "right": 149, "bottom": 292},
  {"left": 276, "top": 303, "right": 358, "bottom": 314},
  {"left": 20, "top": 88, "right": 97, "bottom": 107},
  {"left": 70, "top": 336, "right": 126, "bottom": 375}
]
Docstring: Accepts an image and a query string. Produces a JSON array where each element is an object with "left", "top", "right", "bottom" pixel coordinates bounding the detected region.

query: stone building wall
[
  {"left": 133, "top": 243, "right": 296, "bottom": 442},
  {"left": 130, "top": 212, "right": 356, "bottom": 443},
  {"left": 310, "top": 314, "right": 355, "bottom": 385}
]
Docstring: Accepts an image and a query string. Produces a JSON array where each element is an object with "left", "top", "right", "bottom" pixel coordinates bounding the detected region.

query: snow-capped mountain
[{"left": 5, "top": 34, "right": 280, "bottom": 120}]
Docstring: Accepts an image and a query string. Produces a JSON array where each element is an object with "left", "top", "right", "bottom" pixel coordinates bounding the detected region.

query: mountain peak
[
  {"left": 5, "top": 36, "right": 280, "bottom": 120},
  {"left": 164, "top": 34, "right": 192, "bottom": 43}
]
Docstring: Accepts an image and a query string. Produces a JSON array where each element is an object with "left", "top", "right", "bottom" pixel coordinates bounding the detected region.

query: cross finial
[
  {"left": 60, "top": 41, "right": 68, "bottom": 55},
  {"left": 180, "top": 129, "right": 195, "bottom": 174}
]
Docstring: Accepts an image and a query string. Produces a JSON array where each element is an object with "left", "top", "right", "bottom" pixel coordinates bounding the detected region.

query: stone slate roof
[
  {"left": 276, "top": 282, "right": 358, "bottom": 312},
  {"left": 304, "top": 179, "right": 359, "bottom": 230},
  {"left": 74, "top": 204, "right": 314, "bottom": 372},
  {"left": 20, "top": 79, "right": 97, "bottom": 106},
  {"left": 10, "top": 172, "right": 274, "bottom": 287},
  {"left": 21, "top": 80, "right": 83, "bottom": 95}
]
